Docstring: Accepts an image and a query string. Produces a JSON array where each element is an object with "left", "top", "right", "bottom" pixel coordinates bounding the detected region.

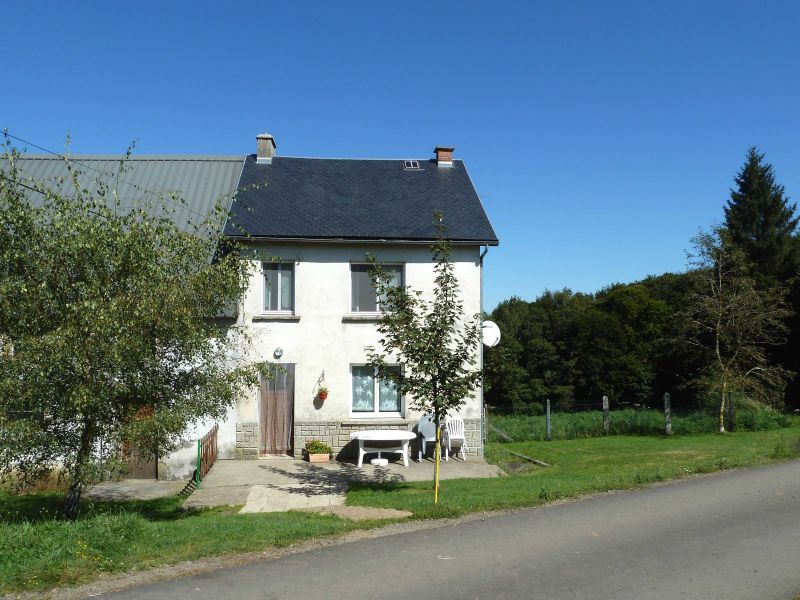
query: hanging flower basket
[{"left": 318, "top": 387, "right": 329, "bottom": 401}]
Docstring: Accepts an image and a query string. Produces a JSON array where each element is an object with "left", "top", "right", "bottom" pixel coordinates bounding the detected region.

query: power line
[
  {"left": 4, "top": 131, "right": 148, "bottom": 185},
  {"left": 0, "top": 172, "right": 46, "bottom": 196},
  {"left": 0, "top": 172, "right": 130, "bottom": 220},
  {"left": 0, "top": 172, "right": 218, "bottom": 226},
  {"left": 2, "top": 130, "right": 212, "bottom": 219}
]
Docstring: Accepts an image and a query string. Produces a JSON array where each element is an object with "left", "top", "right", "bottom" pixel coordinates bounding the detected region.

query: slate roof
[
  {"left": 225, "top": 155, "right": 498, "bottom": 245},
  {"left": 5, "top": 155, "right": 244, "bottom": 233}
]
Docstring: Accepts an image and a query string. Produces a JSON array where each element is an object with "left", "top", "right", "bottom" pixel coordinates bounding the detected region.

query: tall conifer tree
[
  {"left": 723, "top": 147, "right": 800, "bottom": 287},
  {"left": 724, "top": 147, "right": 800, "bottom": 410}
]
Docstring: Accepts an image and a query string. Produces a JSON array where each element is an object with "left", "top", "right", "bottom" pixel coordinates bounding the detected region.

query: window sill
[
  {"left": 342, "top": 418, "right": 413, "bottom": 426},
  {"left": 252, "top": 314, "right": 301, "bottom": 322},
  {"left": 342, "top": 314, "right": 385, "bottom": 323}
]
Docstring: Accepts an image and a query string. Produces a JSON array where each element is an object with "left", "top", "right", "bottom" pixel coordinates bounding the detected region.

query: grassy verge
[
  {"left": 348, "top": 419, "right": 800, "bottom": 519},
  {"left": 0, "top": 495, "right": 371, "bottom": 594},
  {"left": 2, "top": 420, "right": 799, "bottom": 594}
]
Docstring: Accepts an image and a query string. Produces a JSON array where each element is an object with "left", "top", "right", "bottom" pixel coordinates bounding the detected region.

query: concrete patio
[{"left": 183, "top": 456, "right": 501, "bottom": 513}]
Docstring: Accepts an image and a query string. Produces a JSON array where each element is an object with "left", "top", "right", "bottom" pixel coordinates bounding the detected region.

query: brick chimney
[
  {"left": 256, "top": 133, "right": 277, "bottom": 164},
  {"left": 434, "top": 146, "right": 454, "bottom": 168}
]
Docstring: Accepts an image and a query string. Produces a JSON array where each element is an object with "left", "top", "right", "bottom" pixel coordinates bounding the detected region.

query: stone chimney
[
  {"left": 256, "top": 133, "right": 277, "bottom": 164},
  {"left": 434, "top": 146, "right": 454, "bottom": 168}
]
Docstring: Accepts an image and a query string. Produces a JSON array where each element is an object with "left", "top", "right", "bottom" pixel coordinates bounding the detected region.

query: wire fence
[{"left": 486, "top": 394, "right": 790, "bottom": 442}]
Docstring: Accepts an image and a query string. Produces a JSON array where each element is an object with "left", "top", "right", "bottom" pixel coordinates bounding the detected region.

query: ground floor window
[{"left": 351, "top": 365, "right": 401, "bottom": 416}]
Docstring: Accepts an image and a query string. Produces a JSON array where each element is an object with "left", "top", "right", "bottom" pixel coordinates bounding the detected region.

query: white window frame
[
  {"left": 349, "top": 364, "right": 403, "bottom": 418},
  {"left": 262, "top": 261, "right": 295, "bottom": 314},
  {"left": 349, "top": 262, "right": 404, "bottom": 314}
]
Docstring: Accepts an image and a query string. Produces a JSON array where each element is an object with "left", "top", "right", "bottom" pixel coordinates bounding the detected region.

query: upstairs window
[
  {"left": 263, "top": 262, "right": 294, "bottom": 312},
  {"left": 350, "top": 264, "right": 402, "bottom": 312}
]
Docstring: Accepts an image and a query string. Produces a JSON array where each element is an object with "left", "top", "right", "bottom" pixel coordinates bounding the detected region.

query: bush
[
  {"left": 735, "top": 407, "right": 790, "bottom": 431},
  {"left": 304, "top": 440, "right": 332, "bottom": 455},
  {"left": 771, "top": 434, "right": 800, "bottom": 458}
]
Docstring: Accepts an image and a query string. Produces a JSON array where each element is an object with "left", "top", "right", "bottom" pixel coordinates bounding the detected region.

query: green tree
[
  {"left": 638, "top": 272, "right": 697, "bottom": 408},
  {"left": 486, "top": 287, "right": 665, "bottom": 413},
  {"left": 723, "top": 147, "right": 800, "bottom": 287},
  {"left": 484, "top": 297, "right": 569, "bottom": 413},
  {"left": 366, "top": 214, "right": 482, "bottom": 504},
  {"left": 483, "top": 301, "right": 533, "bottom": 413},
  {"left": 679, "top": 228, "right": 792, "bottom": 432},
  {"left": 723, "top": 147, "right": 800, "bottom": 410},
  {"left": 0, "top": 146, "right": 262, "bottom": 517}
]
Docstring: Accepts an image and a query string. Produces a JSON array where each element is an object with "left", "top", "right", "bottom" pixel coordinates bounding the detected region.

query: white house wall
[
  {"left": 222, "top": 241, "right": 484, "bottom": 460},
  {"left": 159, "top": 407, "right": 237, "bottom": 479}
]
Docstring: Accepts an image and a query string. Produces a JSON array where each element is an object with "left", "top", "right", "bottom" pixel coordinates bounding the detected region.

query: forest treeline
[{"left": 485, "top": 148, "right": 800, "bottom": 416}]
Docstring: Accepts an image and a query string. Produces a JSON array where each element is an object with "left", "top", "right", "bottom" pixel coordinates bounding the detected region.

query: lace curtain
[
  {"left": 351, "top": 366, "right": 374, "bottom": 412},
  {"left": 378, "top": 373, "right": 400, "bottom": 412}
]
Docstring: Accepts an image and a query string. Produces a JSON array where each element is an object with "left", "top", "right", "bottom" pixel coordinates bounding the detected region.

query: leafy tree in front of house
[
  {"left": 365, "top": 213, "right": 482, "bottom": 504},
  {"left": 678, "top": 228, "right": 792, "bottom": 432},
  {"left": 0, "top": 143, "right": 263, "bottom": 517}
]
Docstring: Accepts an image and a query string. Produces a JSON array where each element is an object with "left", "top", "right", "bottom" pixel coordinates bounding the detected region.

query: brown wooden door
[
  {"left": 260, "top": 364, "right": 295, "bottom": 455},
  {"left": 123, "top": 443, "right": 158, "bottom": 479}
]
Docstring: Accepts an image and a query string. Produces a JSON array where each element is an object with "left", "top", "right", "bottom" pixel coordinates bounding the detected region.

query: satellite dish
[{"left": 481, "top": 320, "right": 501, "bottom": 348}]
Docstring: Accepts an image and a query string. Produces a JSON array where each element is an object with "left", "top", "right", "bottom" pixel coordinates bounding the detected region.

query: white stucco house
[
  {"left": 11, "top": 135, "right": 498, "bottom": 475},
  {"left": 218, "top": 135, "right": 499, "bottom": 462}
]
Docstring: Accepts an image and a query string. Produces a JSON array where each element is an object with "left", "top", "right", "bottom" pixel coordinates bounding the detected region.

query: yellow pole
[{"left": 434, "top": 426, "right": 441, "bottom": 504}]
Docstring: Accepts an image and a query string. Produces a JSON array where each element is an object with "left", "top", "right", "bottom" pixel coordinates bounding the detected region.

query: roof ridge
[{"left": 263, "top": 155, "right": 464, "bottom": 162}]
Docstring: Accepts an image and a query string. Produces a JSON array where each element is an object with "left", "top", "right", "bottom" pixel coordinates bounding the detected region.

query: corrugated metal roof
[{"left": 4, "top": 155, "right": 244, "bottom": 232}]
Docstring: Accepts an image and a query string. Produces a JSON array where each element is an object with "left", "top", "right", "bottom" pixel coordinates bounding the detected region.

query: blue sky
[{"left": 4, "top": 1, "right": 800, "bottom": 311}]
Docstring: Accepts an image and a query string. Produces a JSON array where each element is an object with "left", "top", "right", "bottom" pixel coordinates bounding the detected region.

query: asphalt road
[{"left": 104, "top": 460, "right": 800, "bottom": 600}]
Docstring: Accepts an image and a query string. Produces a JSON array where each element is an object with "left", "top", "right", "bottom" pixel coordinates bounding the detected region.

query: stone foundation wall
[
  {"left": 235, "top": 421, "right": 259, "bottom": 459},
  {"left": 234, "top": 419, "right": 484, "bottom": 460},
  {"left": 457, "top": 418, "right": 482, "bottom": 458},
  {"left": 292, "top": 419, "right": 483, "bottom": 460}
]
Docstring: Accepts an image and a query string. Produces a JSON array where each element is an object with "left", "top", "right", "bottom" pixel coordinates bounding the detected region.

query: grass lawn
[
  {"left": 348, "top": 418, "right": 800, "bottom": 519},
  {"left": 0, "top": 495, "right": 372, "bottom": 594},
  {"left": 2, "top": 419, "right": 799, "bottom": 594}
]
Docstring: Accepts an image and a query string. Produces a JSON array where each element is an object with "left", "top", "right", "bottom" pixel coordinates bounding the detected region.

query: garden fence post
[
  {"left": 546, "top": 398, "right": 552, "bottom": 441},
  {"left": 664, "top": 392, "right": 673, "bottom": 435},
  {"left": 602, "top": 396, "right": 609, "bottom": 434}
]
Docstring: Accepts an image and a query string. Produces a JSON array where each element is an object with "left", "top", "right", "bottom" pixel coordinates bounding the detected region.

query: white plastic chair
[
  {"left": 417, "top": 414, "right": 438, "bottom": 462},
  {"left": 444, "top": 417, "right": 468, "bottom": 461}
]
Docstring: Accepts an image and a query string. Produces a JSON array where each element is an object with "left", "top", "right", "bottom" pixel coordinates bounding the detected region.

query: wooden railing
[{"left": 195, "top": 424, "right": 219, "bottom": 486}]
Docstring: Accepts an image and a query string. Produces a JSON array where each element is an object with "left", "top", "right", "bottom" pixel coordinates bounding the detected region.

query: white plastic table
[{"left": 350, "top": 430, "right": 416, "bottom": 467}]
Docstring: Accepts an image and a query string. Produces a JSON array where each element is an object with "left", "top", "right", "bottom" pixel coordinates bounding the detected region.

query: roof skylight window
[{"left": 403, "top": 160, "right": 421, "bottom": 170}]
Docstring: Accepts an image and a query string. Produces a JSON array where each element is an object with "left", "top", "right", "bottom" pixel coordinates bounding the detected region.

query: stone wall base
[
  {"left": 235, "top": 421, "right": 259, "bottom": 459},
  {"left": 292, "top": 419, "right": 483, "bottom": 460},
  {"left": 233, "top": 419, "right": 483, "bottom": 460}
]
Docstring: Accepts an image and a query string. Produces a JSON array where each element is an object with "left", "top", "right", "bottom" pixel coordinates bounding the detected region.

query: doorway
[
  {"left": 123, "top": 442, "right": 158, "bottom": 479},
  {"left": 259, "top": 364, "right": 295, "bottom": 456}
]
